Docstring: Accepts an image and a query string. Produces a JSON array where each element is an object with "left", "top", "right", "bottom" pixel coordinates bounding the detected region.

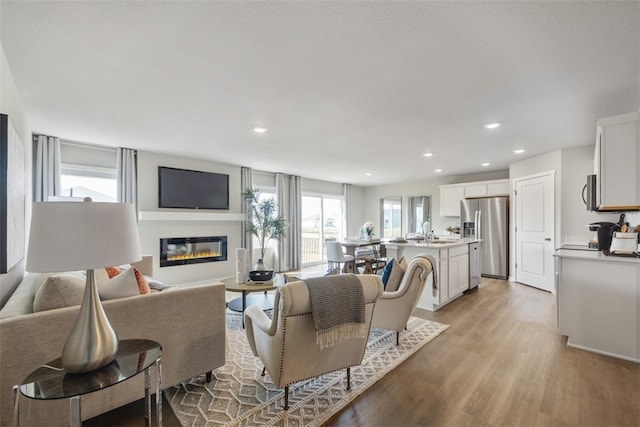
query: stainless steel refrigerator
[{"left": 460, "top": 197, "right": 509, "bottom": 279}]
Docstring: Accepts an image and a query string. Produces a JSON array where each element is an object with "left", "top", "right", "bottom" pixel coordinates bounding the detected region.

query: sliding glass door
[{"left": 302, "top": 195, "right": 343, "bottom": 265}]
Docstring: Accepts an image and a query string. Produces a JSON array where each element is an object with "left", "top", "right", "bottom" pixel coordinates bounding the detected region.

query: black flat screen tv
[{"left": 158, "top": 166, "right": 229, "bottom": 210}]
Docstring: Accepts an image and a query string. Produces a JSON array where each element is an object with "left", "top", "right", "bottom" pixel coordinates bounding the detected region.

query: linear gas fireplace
[{"left": 160, "top": 236, "right": 227, "bottom": 267}]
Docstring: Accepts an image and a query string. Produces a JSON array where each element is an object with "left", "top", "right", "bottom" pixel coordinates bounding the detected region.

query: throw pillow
[
  {"left": 33, "top": 273, "right": 86, "bottom": 312},
  {"left": 381, "top": 259, "right": 394, "bottom": 288},
  {"left": 133, "top": 268, "right": 151, "bottom": 294},
  {"left": 399, "top": 256, "right": 408, "bottom": 270},
  {"left": 99, "top": 267, "right": 143, "bottom": 300},
  {"left": 385, "top": 258, "right": 406, "bottom": 293},
  {"left": 105, "top": 266, "right": 120, "bottom": 279}
]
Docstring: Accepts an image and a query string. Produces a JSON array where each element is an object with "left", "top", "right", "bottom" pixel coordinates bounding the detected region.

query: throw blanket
[
  {"left": 304, "top": 274, "right": 367, "bottom": 350},
  {"left": 416, "top": 254, "right": 438, "bottom": 296}
]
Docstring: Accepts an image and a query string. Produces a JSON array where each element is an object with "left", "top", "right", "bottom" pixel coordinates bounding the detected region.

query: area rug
[{"left": 166, "top": 313, "right": 448, "bottom": 427}]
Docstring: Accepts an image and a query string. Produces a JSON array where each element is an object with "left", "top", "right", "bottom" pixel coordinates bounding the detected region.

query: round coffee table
[{"left": 221, "top": 277, "right": 277, "bottom": 327}]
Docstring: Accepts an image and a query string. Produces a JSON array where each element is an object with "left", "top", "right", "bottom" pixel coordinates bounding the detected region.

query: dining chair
[{"left": 326, "top": 240, "right": 355, "bottom": 273}]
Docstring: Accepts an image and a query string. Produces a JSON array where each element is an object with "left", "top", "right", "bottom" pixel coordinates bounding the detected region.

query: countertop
[
  {"left": 554, "top": 248, "right": 640, "bottom": 264},
  {"left": 384, "top": 237, "right": 479, "bottom": 249}
]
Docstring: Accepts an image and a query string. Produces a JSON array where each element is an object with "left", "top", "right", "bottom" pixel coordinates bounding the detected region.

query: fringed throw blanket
[{"left": 304, "top": 274, "right": 366, "bottom": 350}]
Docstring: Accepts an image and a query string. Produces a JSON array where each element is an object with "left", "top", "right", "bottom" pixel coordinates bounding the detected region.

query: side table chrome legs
[{"left": 145, "top": 357, "right": 163, "bottom": 427}]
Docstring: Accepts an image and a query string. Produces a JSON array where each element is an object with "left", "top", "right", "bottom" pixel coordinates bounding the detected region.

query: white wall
[
  {"left": 136, "top": 150, "right": 242, "bottom": 284},
  {"left": 559, "top": 144, "right": 630, "bottom": 244},
  {"left": 0, "top": 43, "right": 31, "bottom": 307},
  {"left": 359, "top": 170, "right": 509, "bottom": 237}
]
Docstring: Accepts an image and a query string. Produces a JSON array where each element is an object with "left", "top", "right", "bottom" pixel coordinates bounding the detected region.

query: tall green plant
[{"left": 242, "top": 188, "right": 287, "bottom": 263}]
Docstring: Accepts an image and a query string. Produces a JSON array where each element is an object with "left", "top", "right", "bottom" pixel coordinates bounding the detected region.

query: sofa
[{"left": 0, "top": 256, "right": 227, "bottom": 427}]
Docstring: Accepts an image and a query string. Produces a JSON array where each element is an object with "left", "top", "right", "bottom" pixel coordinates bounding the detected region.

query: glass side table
[{"left": 13, "top": 339, "right": 162, "bottom": 427}]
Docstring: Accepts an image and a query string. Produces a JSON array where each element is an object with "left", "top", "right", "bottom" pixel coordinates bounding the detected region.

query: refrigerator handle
[{"left": 476, "top": 210, "right": 481, "bottom": 240}]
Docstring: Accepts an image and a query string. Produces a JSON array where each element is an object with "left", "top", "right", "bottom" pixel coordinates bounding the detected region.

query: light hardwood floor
[{"left": 87, "top": 277, "right": 640, "bottom": 426}]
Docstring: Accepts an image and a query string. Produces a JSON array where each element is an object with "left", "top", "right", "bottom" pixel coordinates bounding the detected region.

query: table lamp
[{"left": 26, "top": 198, "right": 141, "bottom": 374}]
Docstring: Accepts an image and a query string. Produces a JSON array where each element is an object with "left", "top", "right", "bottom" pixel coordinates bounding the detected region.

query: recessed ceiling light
[
  {"left": 253, "top": 127, "right": 268, "bottom": 134},
  {"left": 435, "top": 169, "right": 443, "bottom": 173},
  {"left": 365, "top": 172, "right": 372, "bottom": 176},
  {"left": 481, "top": 162, "right": 490, "bottom": 167},
  {"left": 513, "top": 149, "right": 525, "bottom": 154},
  {"left": 423, "top": 152, "right": 433, "bottom": 157},
  {"left": 484, "top": 123, "right": 501, "bottom": 129}
]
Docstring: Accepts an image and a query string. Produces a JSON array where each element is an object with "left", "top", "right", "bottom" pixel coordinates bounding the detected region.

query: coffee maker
[{"left": 588, "top": 221, "right": 621, "bottom": 251}]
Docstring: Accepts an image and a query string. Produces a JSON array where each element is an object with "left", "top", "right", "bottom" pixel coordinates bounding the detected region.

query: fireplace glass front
[{"left": 160, "top": 236, "right": 227, "bottom": 267}]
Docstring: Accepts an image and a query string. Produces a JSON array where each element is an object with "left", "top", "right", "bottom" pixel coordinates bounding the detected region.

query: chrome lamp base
[{"left": 61, "top": 270, "right": 119, "bottom": 374}]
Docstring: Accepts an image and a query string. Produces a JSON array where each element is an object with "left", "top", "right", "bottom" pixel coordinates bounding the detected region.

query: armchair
[
  {"left": 371, "top": 254, "right": 435, "bottom": 345},
  {"left": 244, "top": 275, "right": 383, "bottom": 409}
]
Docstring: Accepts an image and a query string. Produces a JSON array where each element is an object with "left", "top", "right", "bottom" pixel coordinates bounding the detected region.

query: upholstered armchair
[
  {"left": 244, "top": 274, "right": 383, "bottom": 409},
  {"left": 371, "top": 254, "right": 435, "bottom": 345}
]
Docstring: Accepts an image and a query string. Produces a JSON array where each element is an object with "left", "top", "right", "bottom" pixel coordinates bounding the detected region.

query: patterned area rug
[{"left": 166, "top": 313, "right": 448, "bottom": 427}]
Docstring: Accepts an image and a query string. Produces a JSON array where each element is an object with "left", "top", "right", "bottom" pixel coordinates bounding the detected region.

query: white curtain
[
  {"left": 116, "top": 148, "right": 137, "bottom": 207},
  {"left": 342, "top": 183, "right": 353, "bottom": 239},
  {"left": 34, "top": 134, "right": 62, "bottom": 202},
  {"left": 276, "top": 173, "right": 302, "bottom": 272},
  {"left": 240, "top": 166, "right": 253, "bottom": 253}
]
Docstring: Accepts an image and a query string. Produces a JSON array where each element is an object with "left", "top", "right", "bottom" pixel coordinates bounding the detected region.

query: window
[
  {"left": 59, "top": 142, "right": 117, "bottom": 202},
  {"left": 302, "top": 194, "right": 344, "bottom": 265},
  {"left": 380, "top": 197, "right": 402, "bottom": 238}
]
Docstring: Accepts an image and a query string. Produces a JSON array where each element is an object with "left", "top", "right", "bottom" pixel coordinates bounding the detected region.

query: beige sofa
[{"left": 0, "top": 257, "right": 226, "bottom": 427}]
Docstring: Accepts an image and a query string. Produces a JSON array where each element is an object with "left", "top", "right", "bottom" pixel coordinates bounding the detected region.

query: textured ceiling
[{"left": 1, "top": 1, "right": 639, "bottom": 186}]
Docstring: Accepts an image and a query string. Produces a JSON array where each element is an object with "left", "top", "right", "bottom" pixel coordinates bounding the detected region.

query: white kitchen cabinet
[
  {"left": 463, "top": 179, "right": 510, "bottom": 198},
  {"left": 448, "top": 245, "right": 469, "bottom": 297},
  {"left": 436, "top": 251, "right": 449, "bottom": 305},
  {"left": 486, "top": 180, "right": 510, "bottom": 196},
  {"left": 387, "top": 241, "right": 474, "bottom": 310},
  {"left": 441, "top": 179, "right": 510, "bottom": 217},
  {"left": 555, "top": 250, "right": 639, "bottom": 363},
  {"left": 440, "top": 185, "right": 465, "bottom": 217},
  {"left": 595, "top": 112, "right": 640, "bottom": 210},
  {"left": 464, "top": 183, "right": 488, "bottom": 198}
]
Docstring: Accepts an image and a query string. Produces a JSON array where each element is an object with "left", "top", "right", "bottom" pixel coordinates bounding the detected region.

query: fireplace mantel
[{"left": 138, "top": 211, "right": 245, "bottom": 222}]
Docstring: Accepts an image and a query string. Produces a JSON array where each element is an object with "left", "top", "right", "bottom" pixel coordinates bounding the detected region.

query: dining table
[
  {"left": 339, "top": 238, "right": 386, "bottom": 274},
  {"left": 339, "top": 238, "right": 382, "bottom": 257}
]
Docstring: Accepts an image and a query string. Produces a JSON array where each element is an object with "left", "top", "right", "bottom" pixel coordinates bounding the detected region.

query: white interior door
[{"left": 515, "top": 172, "right": 555, "bottom": 292}]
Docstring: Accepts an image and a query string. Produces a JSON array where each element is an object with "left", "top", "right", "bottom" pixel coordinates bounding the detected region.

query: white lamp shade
[{"left": 27, "top": 201, "right": 142, "bottom": 272}]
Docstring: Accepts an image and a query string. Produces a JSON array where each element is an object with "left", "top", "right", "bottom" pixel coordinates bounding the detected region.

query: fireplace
[{"left": 160, "top": 236, "right": 227, "bottom": 267}]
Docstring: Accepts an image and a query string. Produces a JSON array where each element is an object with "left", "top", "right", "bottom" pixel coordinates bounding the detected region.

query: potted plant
[{"left": 242, "top": 188, "right": 287, "bottom": 280}]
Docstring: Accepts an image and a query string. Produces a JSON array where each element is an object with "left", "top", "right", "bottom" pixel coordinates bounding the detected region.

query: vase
[
  {"left": 255, "top": 259, "right": 266, "bottom": 271},
  {"left": 365, "top": 235, "right": 372, "bottom": 242}
]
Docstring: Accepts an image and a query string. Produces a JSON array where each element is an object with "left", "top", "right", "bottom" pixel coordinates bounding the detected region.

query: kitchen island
[
  {"left": 554, "top": 248, "right": 639, "bottom": 363},
  {"left": 385, "top": 238, "right": 478, "bottom": 311}
]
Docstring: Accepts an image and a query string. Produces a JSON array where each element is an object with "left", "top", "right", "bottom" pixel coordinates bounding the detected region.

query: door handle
[{"left": 544, "top": 238, "right": 551, "bottom": 241}]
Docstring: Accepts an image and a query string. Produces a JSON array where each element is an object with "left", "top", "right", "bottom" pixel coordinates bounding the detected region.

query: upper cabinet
[
  {"left": 440, "top": 179, "right": 510, "bottom": 217},
  {"left": 440, "top": 185, "right": 465, "bottom": 217},
  {"left": 595, "top": 112, "right": 640, "bottom": 211}
]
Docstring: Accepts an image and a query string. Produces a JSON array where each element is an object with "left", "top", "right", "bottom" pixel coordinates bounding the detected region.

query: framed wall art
[{"left": 1, "top": 114, "right": 25, "bottom": 273}]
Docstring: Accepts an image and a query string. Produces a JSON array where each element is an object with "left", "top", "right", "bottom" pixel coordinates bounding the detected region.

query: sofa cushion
[{"left": 33, "top": 273, "right": 86, "bottom": 312}]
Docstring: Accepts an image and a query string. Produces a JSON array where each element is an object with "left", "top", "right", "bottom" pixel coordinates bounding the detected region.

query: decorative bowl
[{"left": 249, "top": 270, "right": 274, "bottom": 282}]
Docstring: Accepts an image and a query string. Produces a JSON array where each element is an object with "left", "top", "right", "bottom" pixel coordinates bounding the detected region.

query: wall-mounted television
[{"left": 158, "top": 166, "right": 229, "bottom": 210}]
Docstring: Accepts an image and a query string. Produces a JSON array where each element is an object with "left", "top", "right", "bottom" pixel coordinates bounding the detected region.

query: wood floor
[{"left": 86, "top": 278, "right": 640, "bottom": 426}]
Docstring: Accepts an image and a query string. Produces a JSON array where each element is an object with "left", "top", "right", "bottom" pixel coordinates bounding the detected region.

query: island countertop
[{"left": 384, "top": 237, "right": 479, "bottom": 249}]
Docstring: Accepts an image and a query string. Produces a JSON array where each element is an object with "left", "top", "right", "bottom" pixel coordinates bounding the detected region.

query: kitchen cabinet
[
  {"left": 595, "top": 112, "right": 640, "bottom": 211},
  {"left": 555, "top": 249, "right": 639, "bottom": 363},
  {"left": 385, "top": 240, "right": 473, "bottom": 310},
  {"left": 440, "top": 179, "right": 510, "bottom": 217},
  {"left": 448, "top": 245, "right": 469, "bottom": 297},
  {"left": 440, "top": 185, "right": 465, "bottom": 217}
]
